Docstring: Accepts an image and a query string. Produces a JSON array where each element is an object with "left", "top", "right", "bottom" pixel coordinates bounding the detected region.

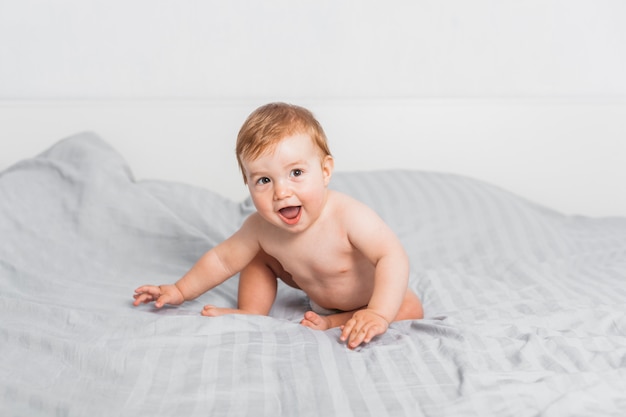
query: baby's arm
[
  {"left": 133, "top": 216, "right": 261, "bottom": 308},
  {"left": 339, "top": 201, "right": 410, "bottom": 348}
]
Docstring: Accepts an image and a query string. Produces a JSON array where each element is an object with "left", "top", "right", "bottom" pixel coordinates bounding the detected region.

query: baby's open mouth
[{"left": 278, "top": 206, "right": 302, "bottom": 224}]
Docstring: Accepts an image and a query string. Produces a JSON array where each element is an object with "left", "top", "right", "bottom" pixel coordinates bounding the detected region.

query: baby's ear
[{"left": 322, "top": 155, "right": 334, "bottom": 185}]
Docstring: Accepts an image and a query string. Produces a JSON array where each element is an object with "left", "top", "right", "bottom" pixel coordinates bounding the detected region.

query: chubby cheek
[
  {"left": 249, "top": 192, "right": 266, "bottom": 210},
  {"left": 249, "top": 193, "right": 275, "bottom": 218},
  {"left": 298, "top": 190, "right": 326, "bottom": 219}
]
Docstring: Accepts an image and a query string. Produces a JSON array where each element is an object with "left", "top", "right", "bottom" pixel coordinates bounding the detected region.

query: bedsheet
[{"left": 1, "top": 132, "right": 625, "bottom": 416}]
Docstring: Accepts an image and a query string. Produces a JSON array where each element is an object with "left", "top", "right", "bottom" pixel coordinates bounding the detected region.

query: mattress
[{"left": 1, "top": 132, "right": 625, "bottom": 416}]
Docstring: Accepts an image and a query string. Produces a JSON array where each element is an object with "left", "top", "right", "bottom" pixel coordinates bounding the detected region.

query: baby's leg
[
  {"left": 300, "top": 289, "right": 423, "bottom": 330},
  {"left": 395, "top": 288, "right": 424, "bottom": 321},
  {"left": 301, "top": 310, "right": 360, "bottom": 331},
  {"left": 202, "top": 250, "right": 277, "bottom": 317}
]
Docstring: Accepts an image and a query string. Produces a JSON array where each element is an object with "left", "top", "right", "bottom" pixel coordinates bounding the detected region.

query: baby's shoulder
[
  {"left": 328, "top": 189, "right": 363, "bottom": 206},
  {"left": 239, "top": 211, "right": 269, "bottom": 235},
  {"left": 327, "top": 190, "right": 379, "bottom": 219}
]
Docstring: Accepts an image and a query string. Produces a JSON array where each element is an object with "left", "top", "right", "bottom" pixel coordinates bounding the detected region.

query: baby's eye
[
  {"left": 256, "top": 177, "right": 271, "bottom": 185},
  {"left": 291, "top": 169, "right": 303, "bottom": 177}
]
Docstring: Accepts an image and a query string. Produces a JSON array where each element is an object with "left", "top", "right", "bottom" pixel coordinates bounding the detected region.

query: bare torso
[{"left": 255, "top": 191, "right": 377, "bottom": 311}]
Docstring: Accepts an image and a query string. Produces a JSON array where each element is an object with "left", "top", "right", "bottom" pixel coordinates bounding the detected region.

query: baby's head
[{"left": 236, "top": 102, "right": 332, "bottom": 184}]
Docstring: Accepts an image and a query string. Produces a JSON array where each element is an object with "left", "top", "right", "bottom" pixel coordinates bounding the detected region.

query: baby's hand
[
  {"left": 133, "top": 284, "right": 184, "bottom": 308},
  {"left": 340, "top": 309, "right": 389, "bottom": 349}
]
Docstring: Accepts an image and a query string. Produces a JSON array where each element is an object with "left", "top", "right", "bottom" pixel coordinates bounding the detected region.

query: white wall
[
  {"left": 2, "top": 98, "right": 625, "bottom": 217},
  {"left": 2, "top": 1, "right": 625, "bottom": 99},
  {"left": 1, "top": 1, "right": 625, "bottom": 216}
]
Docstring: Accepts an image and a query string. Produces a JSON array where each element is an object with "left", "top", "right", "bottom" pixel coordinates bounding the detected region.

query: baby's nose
[{"left": 274, "top": 181, "right": 292, "bottom": 199}]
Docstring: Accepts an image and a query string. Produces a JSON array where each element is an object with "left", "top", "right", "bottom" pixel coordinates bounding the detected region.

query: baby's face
[{"left": 242, "top": 133, "right": 333, "bottom": 232}]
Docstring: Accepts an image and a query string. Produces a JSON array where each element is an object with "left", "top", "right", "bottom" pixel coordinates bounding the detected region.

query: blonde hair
[{"left": 236, "top": 102, "right": 332, "bottom": 183}]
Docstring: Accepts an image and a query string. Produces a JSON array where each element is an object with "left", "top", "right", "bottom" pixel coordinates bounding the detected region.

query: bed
[{"left": 1, "top": 131, "right": 626, "bottom": 416}]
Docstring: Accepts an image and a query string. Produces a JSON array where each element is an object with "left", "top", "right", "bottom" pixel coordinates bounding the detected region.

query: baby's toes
[
  {"left": 201, "top": 305, "right": 218, "bottom": 316},
  {"left": 300, "top": 311, "right": 329, "bottom": 330}
]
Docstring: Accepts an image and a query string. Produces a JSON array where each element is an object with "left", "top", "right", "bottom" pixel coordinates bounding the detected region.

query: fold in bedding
[{"left": 1, "top": 133, "right": 625, "bottom": 416}]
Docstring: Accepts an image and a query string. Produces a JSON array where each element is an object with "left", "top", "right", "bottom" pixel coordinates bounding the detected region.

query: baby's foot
[
  {"left": 300, "top": 311, "right": 332, "bottom": 330},
  {"left": 201, "top": 305, "right": 246, "bottom": 317}
]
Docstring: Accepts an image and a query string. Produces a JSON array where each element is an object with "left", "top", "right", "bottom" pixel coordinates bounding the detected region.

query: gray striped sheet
[{"left": 1, "top": 132, "right": 625, "bottom": 416}]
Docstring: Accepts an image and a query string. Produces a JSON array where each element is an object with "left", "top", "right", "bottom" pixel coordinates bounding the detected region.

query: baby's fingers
[
  {"left": 132, "top": 285, "right": 162, "bottom": 306},
  {"left": 347, "top": 322, "right": 373, "bottom": 349},
  {"left": 340, "top": 318, "right": 357, "bottom": 342},
  {"left": 348, "top": 322, "right": 385, "bottom": 349},
  {"left": 132, "top": 292, "right": 154, "bottom": 306},
  {"left": 341, "top": 317, "right": 368, "bottom": 349},
  {"left": 134, "top": 285, "right": 160, "bottom": 296}
]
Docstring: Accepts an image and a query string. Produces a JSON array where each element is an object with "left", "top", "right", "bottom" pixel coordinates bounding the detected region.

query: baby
[{"left": 133, "top": 102, "right": 423, "bottom": 349}]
